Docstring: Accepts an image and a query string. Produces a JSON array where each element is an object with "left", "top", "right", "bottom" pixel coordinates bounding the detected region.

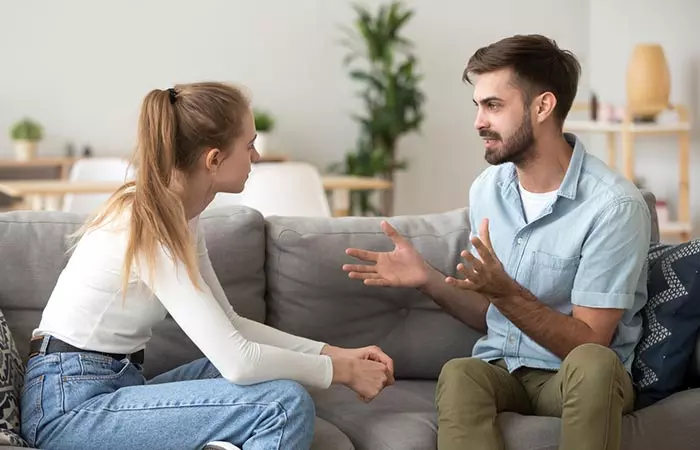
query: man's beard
[{"left": 480, "top": 113, "right": 535, "bottom": 166}]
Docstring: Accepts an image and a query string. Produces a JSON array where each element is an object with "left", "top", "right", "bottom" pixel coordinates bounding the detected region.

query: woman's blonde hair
[{"left": 75, "top": 81, "right": 251, "bottom": 295}]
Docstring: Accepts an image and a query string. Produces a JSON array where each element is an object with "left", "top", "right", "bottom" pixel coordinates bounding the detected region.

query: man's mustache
[{"left": 479, "top": 130, "right": 501, "bottom": 140}]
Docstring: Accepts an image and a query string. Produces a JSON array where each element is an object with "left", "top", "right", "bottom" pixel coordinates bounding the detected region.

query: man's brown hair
[{"left": 464, "top": 34, "right": 581, "bottom": 125}]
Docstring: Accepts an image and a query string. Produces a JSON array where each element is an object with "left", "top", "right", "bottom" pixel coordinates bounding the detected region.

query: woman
[{"left": 20, "top": 82, "right": 394, "bottom": 450}]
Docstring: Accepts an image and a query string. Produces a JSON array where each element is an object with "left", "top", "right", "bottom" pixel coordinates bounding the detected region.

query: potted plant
[
  {"left": 10, "top": 118, "right": 43, "bottom": 161},
  {"left": 331, "top": 0, "right": 425, "bottom": 216},
  {"left": 254, "top": 110, "right": 275, "bottom": 156}
]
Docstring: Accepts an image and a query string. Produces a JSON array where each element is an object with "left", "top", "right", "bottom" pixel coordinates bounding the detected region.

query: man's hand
[
  {"left": 446, "top": 218, "right": 519, "bottom": 298},
  {"left": 343, "top": 221, "right": 429, "bottom": 288}
]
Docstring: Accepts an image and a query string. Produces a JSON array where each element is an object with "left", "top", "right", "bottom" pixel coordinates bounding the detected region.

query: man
[{"left": 342, "top": 34, "right": 650, "bottom": 450}]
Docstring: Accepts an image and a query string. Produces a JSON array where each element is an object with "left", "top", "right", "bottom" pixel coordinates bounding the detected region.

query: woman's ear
[{"left": 204, "top": 148, "right": 222, "bottom": 173}]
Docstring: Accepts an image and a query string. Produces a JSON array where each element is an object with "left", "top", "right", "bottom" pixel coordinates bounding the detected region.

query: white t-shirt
[
  {"left": 518, "top": 183, "right": 558, "bottom": 223},
  {"left": 33, "top": 208, "right": 333, "bottom": 388}
]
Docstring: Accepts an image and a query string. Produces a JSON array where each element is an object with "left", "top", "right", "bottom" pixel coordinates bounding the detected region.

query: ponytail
[
  {"left": 75, "top": 88, "right": 201, "bottom": 298},
  {"left": 125, "top": 88, "right": 201, "bottom": 294},
  {"left": 73, "top": 82, "right": 250, "bottom": 300}
]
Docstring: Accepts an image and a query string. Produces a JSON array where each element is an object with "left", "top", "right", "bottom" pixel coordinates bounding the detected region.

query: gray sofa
[{"left": 1, "top": 191, "right": 698, "bottom": 450}]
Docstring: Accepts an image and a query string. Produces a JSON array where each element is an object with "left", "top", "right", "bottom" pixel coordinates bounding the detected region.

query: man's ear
[
  {"left": 534, "top": 92, "right": 557, "bottom": 123},
  {"left": 204, "top": 148, "right": 222, "bottom": 173}
]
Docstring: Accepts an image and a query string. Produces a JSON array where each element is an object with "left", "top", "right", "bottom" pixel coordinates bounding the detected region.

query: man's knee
[
  {"left": 565, "top": 343, "right": 619, "bottom": 368},
  {"left": 562, "top": 343, "right": 623, "bottom": 389},
  {"left": 437, "top": 358, "right": 493, "bottom": 397}
]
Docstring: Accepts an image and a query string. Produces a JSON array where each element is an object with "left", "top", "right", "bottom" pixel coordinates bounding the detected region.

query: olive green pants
[{"left": 436, "top": 343, "right": 635, "bottom": 450}]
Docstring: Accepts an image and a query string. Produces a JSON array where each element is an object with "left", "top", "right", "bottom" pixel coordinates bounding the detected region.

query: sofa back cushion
[
  {"left": 264, "top": 208, "right": 484, "bottom": 380},
  {"left": 0, "top": 211, "right": 82, "bottom": 360},
  {"left": 147, "top": 206, "right": 267, "bottom": 377},
  {"left": 0, "top": 206, "right": 267, "bottom": 379}
]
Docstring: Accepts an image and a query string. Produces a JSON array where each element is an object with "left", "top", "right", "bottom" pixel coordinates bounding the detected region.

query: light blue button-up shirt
[{"left": 469, "top": 133, "right": 650, "bottom": 373}]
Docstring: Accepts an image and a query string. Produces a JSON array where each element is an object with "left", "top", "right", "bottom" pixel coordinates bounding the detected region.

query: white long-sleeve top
[{"left": 33, "top": 209, "right": 334, "bottom": 388}]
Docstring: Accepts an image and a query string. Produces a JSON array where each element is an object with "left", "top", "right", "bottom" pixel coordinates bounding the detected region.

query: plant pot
[
  {"left": 13, "top": 140, "right": 37, "bottom": 161},
  {"left": 626, "top": 43, "right": 671, "bottom": 121},
  {"left": 256, "top": 132, "right": 269, "bottom": 156}
]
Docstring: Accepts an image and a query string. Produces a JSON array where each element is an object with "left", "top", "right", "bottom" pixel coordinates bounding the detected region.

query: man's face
[{"left": 472, "top": 68, "right": 535, "bottom": 166}]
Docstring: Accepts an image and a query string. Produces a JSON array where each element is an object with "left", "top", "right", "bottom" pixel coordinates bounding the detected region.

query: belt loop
[
  {"left": 28, "top": 335, "right": 51, "bottom": 359},
  {"left": 39, "top": 335, "right": 51, "bottom": 354}
]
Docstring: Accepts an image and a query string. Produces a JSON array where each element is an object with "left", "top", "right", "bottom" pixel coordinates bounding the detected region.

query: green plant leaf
[
  {"left": 10, "top": 118, "right": 43, "bottom": 141},
  {"left": 254, "top": 110, "right": 275, "bottom": 131},
  {"left": 336, "top": 1, "right": 424, "bottom": 215}
]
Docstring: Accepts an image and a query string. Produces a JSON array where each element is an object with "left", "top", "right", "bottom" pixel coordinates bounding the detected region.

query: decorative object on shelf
[
  {"left": 9, "top": 118, "right": 43, "bottom": 161},
  {"left": 656, "top": 199, "right": 670, "bottom": 225},
  {"left": 597, "top": 103, "right": 626, "bottom": 123},
  {"left": 253, "top": 110, "right": 275, "bottom": 156},
  {"left": 589, "top": 92, "right": 598, "bottom": 121},
  {"left": 64, "top": 142, "right": 76, "bottom": 158},
  {"left": 330, "top": 0, "right": 425, "bottom": 216},
  {"left": 626, "top": 43, "right": 671, "bottom": 122}
]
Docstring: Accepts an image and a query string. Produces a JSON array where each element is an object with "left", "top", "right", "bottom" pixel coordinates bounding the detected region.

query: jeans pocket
[
  {"left": 20, "top": 374, "right": 44, "bottom": 446},
  {"left": 60, "top": 353, "right": 141, "bottom": 412},
  {"left": 61, "top": 353, "right": 131, "bottom": 382}
]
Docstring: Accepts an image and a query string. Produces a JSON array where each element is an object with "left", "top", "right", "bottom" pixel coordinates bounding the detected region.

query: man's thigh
[
  {"left": 519, "top": 344, "right": 636, "bottom": 417},
  {"left": 437, "top": 358, "right": 532, "bottom": 415}
]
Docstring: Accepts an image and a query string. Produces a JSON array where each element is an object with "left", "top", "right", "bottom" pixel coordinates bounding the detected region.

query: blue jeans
[{"left": 20, "top": 336, "right": 316, "bottom": 450}]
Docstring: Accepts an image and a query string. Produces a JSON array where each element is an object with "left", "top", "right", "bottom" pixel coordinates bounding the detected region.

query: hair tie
[{"left": 167, "top": 88, "right": 177, "bottom": 104}]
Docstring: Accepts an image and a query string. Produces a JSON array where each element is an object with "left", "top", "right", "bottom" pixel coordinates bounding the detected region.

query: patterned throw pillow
[
  {"left": 632, "top": 240, "right": 700, "bottom": 409},
  {"left": 0, "top": 309, "right": 28, "bottom": 447}
]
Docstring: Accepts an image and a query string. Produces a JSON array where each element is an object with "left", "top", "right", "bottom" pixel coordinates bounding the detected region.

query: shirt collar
[{"left": 500, "top": 132, "right": 585, "bottom": 200}]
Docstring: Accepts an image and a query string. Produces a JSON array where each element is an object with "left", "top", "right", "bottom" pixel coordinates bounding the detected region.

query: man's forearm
[
  {"left": 419, "top": 264, "right": 489, "bottom": 333},
  {"left": 492, "top": 285, "right": 601, "bottom": 360}
]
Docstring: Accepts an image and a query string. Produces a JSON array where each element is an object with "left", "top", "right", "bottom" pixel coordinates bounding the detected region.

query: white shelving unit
[{"left": 564, "top": 104, "right": 692, "bottom": 241}]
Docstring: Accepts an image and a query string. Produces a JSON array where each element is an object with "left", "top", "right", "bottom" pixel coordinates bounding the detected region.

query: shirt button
[
  {"left": 517, "top": 238, "right": 524, "bottom": 245},
  {"left": 508, "top": 335, "right": 516, "bottom": 344}
]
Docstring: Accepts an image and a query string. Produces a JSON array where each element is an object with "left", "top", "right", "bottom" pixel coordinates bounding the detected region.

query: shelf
[
  {"left": 659, "top": 221, "right": 692, "bottom": 236},
  {"left": 564, "top": 120, "right": 691, "bottom": 135}
]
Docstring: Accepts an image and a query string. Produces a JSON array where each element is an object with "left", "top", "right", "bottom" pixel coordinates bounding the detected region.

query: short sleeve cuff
[{"left": 571, "top": 290, "right": 635, "bottom": 309}]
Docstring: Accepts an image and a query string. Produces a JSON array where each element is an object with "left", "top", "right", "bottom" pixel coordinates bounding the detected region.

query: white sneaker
[{"left": 202, "top": 442, "right": 241, "bottom": 450}]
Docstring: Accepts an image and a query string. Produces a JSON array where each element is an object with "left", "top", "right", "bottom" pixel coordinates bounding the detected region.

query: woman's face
[{"left": 207, "top": 108, "right": 260, "bottom": 194}]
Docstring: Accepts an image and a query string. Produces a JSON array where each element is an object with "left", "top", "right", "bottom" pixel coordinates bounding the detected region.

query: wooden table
[
  {"left": 0, "top": 154, "right": 290, "bottom": 180},
  {"left": 0, "top": 176, "right": 392, "bottom": 217}
]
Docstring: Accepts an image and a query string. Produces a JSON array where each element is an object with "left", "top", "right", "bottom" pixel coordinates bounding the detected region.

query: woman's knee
[
  {"left": 264, "top": 380, "right": 316, "bottom": 446},
  {"left": 269, "top": 380, "right": 316, "bottom": 420}
]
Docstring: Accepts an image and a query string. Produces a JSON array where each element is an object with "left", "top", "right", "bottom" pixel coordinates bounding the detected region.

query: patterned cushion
[
  {"left": 0, "top": 308, "right": 28, "bottom": 447},
  {"left": 633, "top": 240, "right": 700, "bottom": 409}
]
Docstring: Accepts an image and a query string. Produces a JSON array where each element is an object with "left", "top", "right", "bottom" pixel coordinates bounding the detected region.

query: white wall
[
  {"left": 0, "top": 0, "right": 589, "bottom": 216},
  {"left": 588, "top": 0, "right": 700, "bottom": 237}
]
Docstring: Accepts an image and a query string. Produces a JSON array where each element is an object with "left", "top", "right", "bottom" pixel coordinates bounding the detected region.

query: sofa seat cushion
[
  {"left": 312, "top": 417, "right": 354, "bottom": 450},
  {"left": 500, "top": 388, "right": 700, "bottom": 450},
  {"left": 313, "top": 381, "right": 700, "bottom": 450},
  {"left": 311, "top": 380, "right": 438, "bottom": 450},
  {"left": 264, "top": 209, "right": 483, "bottom": 380}
]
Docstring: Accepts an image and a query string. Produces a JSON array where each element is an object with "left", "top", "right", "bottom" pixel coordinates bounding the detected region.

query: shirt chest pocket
[{"left": 526, "top": 250, "right": 581, "bottom": 305}]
